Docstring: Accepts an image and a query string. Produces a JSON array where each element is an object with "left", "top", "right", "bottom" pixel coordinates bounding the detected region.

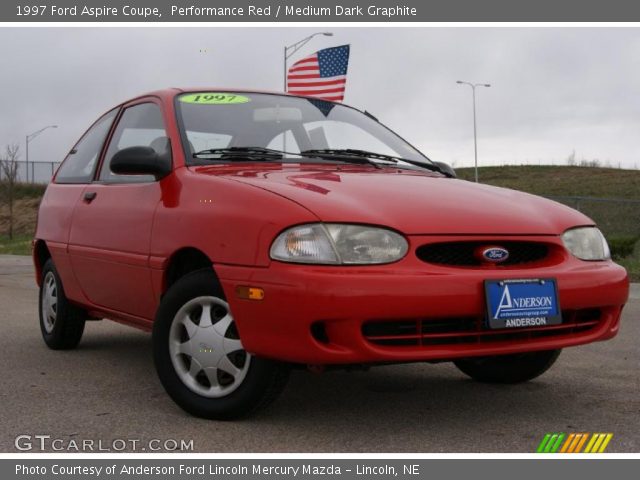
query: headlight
[
  {"left": 561, "top": 227, "right": 610, "bottom": 261},
  {"left": 270, "top": 223, "right": 409, "bottom": 265}
]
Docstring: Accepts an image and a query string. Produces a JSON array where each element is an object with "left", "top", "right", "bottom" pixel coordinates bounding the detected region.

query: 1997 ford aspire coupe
[{"left": 34, "top": 89, "right": 629, "bottom": 419}]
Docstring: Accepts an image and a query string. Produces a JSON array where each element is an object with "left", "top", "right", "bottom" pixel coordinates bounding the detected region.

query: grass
[
  {"left": 456, "top": 165, "right": 640, "bottom": 198},
  {"left": 618, "top": 256, "right": 640, "bottom": 282},
  {"left": 616, "top": 239, "right": 640, "bottom": 282},
  {"left": 457, "top": 166, "right": 640, "bottom": 237},
  {"left": 11, "top": 182, "right": 47, "bottom": 199},
  {"left": 456, "top": 165, "right": 640, "bottom": 280},
  {"left": 1, "top": 166, "right": 639, "bottom": 280},
  {"left": 0, "top": 234, "right": 32, "bottom": 256}
]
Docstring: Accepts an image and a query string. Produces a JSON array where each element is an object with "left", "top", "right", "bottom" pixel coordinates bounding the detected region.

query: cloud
[{"left": 1, "top": 27, "right": 638, "bottom": 175}]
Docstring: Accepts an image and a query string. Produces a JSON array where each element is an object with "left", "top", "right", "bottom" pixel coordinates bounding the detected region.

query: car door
[
  {"left": 68, "top": 100, "right": 170, "bottom": 321},
  {"left": 39, "top": 109, "right": 119, "bottom": 304}
]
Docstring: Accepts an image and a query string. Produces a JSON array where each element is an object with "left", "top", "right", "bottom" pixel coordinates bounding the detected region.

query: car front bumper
[{"left": 216, "top": 251, "right": 629, "bottom": 365}]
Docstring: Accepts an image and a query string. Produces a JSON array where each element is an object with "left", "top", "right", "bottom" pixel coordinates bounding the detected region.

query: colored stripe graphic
[
  {"left": 574, "top": 433, "right": 589, "bottom": 453},
  {"left": 537, "top": 434, "right": 552, "bottom": 453},
  {"left": 559, "top": 433, "right": 575, "bottom": 453},
  {"left": 584, "top": 434, "right": 598, "bottom": 453},
  {"left": 537, "top": 433, "right": 613, "bottom": 453},
  {"left": 537, "top": 433, "right": 565, "bottom": 453},
  {"left": 544, "top": 433, "right": 558, "bottom": 453},
  {"left": 584, "top": 433, "right": 614, "bottom": 453},
  {"left": 550, "top": 433, "right": 565, "bottom": 453},
  {"left": 598, "top": 433, "right": 613, "bottom": 453}
]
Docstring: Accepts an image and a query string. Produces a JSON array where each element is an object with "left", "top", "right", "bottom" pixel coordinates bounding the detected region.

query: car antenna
[{"left": 364, "top": 111, "right": 379, "bottom": 122}]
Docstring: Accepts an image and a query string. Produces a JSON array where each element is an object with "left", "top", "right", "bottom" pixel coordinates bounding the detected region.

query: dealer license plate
[{"left": 484, "top": 279, "right": 562, "bottom": 329}]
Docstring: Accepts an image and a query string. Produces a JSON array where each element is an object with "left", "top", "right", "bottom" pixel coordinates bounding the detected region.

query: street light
[
  {"left": 26, "top": 125, "right": 58, "bottom": 183},
  {"left": 456, "top": 81, "right": 491, "bottom": 183},
  {"left": 284, "top": 32, "right": 333, "bottom": 92}
]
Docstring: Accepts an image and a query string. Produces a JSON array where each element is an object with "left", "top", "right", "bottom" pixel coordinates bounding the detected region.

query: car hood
[{"left": 191, "top": 164, "right": 592, "bottom": 235}]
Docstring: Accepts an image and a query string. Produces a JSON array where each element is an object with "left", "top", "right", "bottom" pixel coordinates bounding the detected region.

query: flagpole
[
  {"left": 283, "top": 32, "right": 333, "bottom": 152},
  {"left": 283, "top": 44, "right": 287, "bottom": 151}
]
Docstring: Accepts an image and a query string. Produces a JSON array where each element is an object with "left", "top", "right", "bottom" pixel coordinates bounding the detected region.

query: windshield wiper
[
  {"left": 298, "top": 149, "right": 388, "bottom": 169},
  {"left": 192, "top": 146, "right": 286, "bottom": 160},
  {"left": 192, "top": 146, "right": 451, "bottom": 176},
  {"left": 300, "top": 149, "right": 449, "bottom": 176}
]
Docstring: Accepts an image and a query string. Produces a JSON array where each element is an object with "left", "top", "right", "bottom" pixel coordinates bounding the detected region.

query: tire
[
  {"left": 39, "top": 259, "right": 85, "bottom": 350},
  {"left": 453, "top": 349, "right": 561, "bottom": 384},
  {"left": 152, "top": 269, "right": 289, "bottom": 420}
]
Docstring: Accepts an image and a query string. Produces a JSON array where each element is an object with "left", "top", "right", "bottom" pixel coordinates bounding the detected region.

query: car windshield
[{"left": 176, "top": 92, "right": 431, "bottom": 166}]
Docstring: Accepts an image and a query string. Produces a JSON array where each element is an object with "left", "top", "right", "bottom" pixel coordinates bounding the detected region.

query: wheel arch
[
  {"left": 162, "top": 247, "right": 216, "bottom": 295},
  {"left": 33, "top": 239, "right": 51, "bottom": 286}
]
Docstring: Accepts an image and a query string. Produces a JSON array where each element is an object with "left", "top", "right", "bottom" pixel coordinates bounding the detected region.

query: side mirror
[
  {"left": 110, "top": 145, "right": 172, "bottom": 179},
  {"left": 433, "top": 161, "right": 456, "bottom": 178}
]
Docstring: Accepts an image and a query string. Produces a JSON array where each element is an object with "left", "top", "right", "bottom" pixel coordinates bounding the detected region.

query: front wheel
[
  {"left": 152, "top": 269, "right": 289, "bottom": 420},
  {"left": 453, "top": 349, "right": 561, "bottom": 384}
]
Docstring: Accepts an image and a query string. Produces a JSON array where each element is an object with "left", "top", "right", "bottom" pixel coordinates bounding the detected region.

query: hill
[
  {"left": 455, "top": 165, "right": 640, "bottom": 199},
  {"left": 456, "top": 165, "right": 640, "bottom": 279},
  {"left": 455, "top": 165, "right": 640, "bottom": 237},
  {"left": 1, "top": 166, "right": 639, "bottom": 279}
]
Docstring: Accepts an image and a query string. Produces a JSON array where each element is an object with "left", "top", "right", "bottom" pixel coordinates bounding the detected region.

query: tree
[{"left": 0, "top": 144, "right": 20, "bottom": 240}]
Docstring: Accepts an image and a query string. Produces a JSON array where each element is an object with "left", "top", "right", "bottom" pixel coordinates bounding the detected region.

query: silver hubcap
[
  {"left": 41, "top": 271, "right": 58, "bottom": 334},
  {"left": 169, "top": 296, "right": 250, "bottom": 398}
]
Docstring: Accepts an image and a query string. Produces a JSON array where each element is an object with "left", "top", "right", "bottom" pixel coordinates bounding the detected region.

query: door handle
[{"left": 83, "top": 191, "right": 97, "bottom": 203}]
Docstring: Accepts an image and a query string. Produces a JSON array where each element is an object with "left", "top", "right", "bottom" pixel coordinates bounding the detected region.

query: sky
[{"left": 1, "top": 27, "right": 640, "bottom": 179}]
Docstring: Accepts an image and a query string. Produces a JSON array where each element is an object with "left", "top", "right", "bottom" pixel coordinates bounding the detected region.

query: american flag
[{"left": 287, "top": 45, "right": 350, "bottom": 102}]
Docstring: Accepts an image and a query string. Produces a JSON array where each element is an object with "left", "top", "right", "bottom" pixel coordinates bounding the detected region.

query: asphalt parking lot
[{"left": 0, "top": 255, "right": 638, "bottom": 453}]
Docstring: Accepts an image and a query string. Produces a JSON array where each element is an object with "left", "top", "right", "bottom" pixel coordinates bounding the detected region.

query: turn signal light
[{"left": 235, "top": 286, "right": 265, "bottom": 300}]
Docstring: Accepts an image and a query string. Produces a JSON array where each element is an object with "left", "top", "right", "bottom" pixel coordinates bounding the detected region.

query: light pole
[
  {"left": 284, "top": 32, "right": 333, "bottom": 92},
  {"left": 457, "top": 81, "right": 490, "bottom": 183},
  {"left": 26, "top": 125, "right": 57, "bottom": 183}
]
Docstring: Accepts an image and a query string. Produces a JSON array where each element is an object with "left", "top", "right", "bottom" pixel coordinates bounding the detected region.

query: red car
[{"left": 34, "top": 89, "right": 629, "bottom": 419}]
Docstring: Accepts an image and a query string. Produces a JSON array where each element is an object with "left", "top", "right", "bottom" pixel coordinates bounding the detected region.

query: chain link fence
[
  {"left": 1, "top": 162, "right": 638, "bottom": 239},
  {"left": 0, "top": 160, "right": 60, "bottom": 184}
]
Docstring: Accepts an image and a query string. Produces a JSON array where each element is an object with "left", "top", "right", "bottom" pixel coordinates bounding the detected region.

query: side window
[
  {"left": 55, "top": 109, "right": 117, "bottom": 184},
  {"left": 99, "top": 103, "right": 168, "bottom": 183}
]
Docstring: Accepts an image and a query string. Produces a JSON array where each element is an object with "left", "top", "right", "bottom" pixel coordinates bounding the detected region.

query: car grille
[
  {"left": 362, "top": 309, "right": 602, "bottom": 347},
  {"left": 415, "top": 241, "right": 550, "bottom": 267}
]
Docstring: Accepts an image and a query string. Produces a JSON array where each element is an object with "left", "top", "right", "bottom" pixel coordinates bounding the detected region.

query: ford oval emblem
[{"left": 480, "top": 246, "right": 510, "bottom": 263}]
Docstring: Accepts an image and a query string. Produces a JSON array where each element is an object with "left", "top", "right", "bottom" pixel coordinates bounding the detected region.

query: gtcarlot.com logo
[
  {"left": 14, "top": 435, "right": 194, "bottom": 452},
  {"left": 536, "top": 433, "right": 613, "bottom": 453}
]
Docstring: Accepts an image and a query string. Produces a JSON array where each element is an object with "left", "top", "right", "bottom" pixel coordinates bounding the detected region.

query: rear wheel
[
  {"left": 153, "top": 269, "right": 289, "bottom": 419},
  {"left": 454, "top": 349, "right": 561, "bottom": 384},
  {"left": 39, "top": 259, "right": 85, "bottom": 350}
]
